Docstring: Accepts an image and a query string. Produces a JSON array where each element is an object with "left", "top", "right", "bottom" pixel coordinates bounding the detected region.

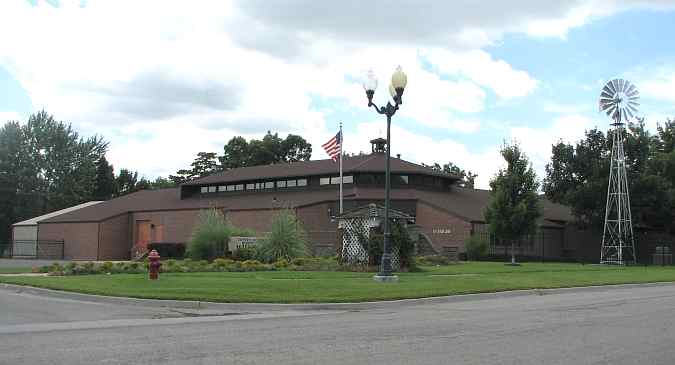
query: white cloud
[
  {"left": 1, "top": 0, "right": 672, "bottom": 181},
  {"left": 543, "top": 102, "right": 592, "bottom": 114},
  {"left": 346, "top": 121, "right": 502, "bottom": 189},
  {"left": 0, "top": 111, "right": 21, "bottom": 122},
  {"left": 510, "top": 114, "right": 598, "bottom": 183},
  {"left": 641, "top": 71, "right": 675, "bottom": 102},
  {"left": 424, "top": 49, "right": 538, "bottom": 99}
]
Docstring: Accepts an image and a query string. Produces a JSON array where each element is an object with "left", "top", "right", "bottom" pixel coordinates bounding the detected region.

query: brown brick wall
[
  {"left": 98, "top": 214, "right": 131, "bottom": 260},
  {"left": 296, "top": 203, "right": 339, "bottom": 255},
  {"left": 226, "top": 209, "right": 278, "bottom": 234},
  {"left": 415, "top": 202, "right": 472, "bottom": 253},
  {"left": 38, "top": 222, "right": 99, "bottom": 260}
]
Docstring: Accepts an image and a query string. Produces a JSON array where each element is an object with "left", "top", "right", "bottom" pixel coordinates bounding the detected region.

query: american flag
[{"left": 322, "top": 131, "right": 342, "bottom": 161}]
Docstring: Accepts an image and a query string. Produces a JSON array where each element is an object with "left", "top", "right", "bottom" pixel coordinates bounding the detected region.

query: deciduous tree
[{"left": 484, "top": 143, "right": 541, "bottom": 265}]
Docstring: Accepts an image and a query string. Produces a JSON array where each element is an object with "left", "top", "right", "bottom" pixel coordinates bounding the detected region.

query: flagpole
[{"left": 339, "top": 122, "right": 343, "bottom": 214}]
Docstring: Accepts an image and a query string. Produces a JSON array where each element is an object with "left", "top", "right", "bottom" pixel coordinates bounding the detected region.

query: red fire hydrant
[{"left": 148, "top": 249, "right": 161, "bottom": 280}]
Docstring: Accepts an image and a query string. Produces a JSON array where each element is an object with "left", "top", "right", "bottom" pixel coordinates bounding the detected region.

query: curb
[{"left": 2, "top": 281, "right": 675, "bottom": 312}]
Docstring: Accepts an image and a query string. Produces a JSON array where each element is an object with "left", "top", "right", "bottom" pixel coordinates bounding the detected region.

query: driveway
[{"left": 1, "top": 283, "right": 675, "bottom": 364}]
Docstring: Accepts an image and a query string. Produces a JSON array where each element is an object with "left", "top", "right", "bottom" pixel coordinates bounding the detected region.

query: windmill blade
[
  {"left": 618, "top": 79, "right": 625, "bottom": 93},
  {"left": 607, "top": 80, "right": 617, "bottom": 94},
  {"left": 625, "top": 83, "right": 637, "bottom": 96},
  {"left": 626, "top": 108, "right": 635, "bottom": 119}
]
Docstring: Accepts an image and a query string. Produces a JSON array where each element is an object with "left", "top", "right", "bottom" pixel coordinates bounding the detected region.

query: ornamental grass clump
[
  {"left": 186, "top": 209, "right": 232, "bottom": 261},
  {"left": 257, "top": 210, "right": 308, "bottom": 263}
]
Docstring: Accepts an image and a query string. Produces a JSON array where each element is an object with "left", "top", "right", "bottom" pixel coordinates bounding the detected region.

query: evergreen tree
[
  {"left": 484, "top": 143, "right": 541, "bottom": 265},
  {"left": 424, "top": 162, "right": 477, "bottom": 188},
  {"left": 93, "top": 156, "right": 115, "bottom": 200},
  {"left": 115, "top": 169, "right": 138, "bottom": 196}
]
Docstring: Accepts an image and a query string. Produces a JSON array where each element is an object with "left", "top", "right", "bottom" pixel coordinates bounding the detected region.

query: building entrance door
[{"left": 136, "top": 221, "right": 152, "bottom": 249}]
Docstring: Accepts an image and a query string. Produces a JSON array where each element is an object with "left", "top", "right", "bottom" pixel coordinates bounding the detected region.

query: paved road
[{"left": 2, "top": 284, "right": 675, "bottom": 364}]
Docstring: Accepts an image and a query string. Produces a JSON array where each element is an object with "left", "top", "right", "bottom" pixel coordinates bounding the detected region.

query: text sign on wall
[
  {"left": 432, "top": 228, "right": 452, "bottom": 235},
  {"left": 228, "top": 236, "right": 259, "bottom": 252}
]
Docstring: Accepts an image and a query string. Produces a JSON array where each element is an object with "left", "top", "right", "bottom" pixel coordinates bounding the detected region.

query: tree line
[
  {"left": 0, "top": 111, "right": 170, "bottom": 242},
  {"left": 169, "top": 132, "right": 313, "bottom": 184},
  {"left": 543, "top": 118, "right": 675, "bottom": 233}
]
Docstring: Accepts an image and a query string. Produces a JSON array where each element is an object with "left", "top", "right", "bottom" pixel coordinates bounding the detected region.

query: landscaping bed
[{"left": 2, "top": 262, "right": 675, "bottom": 303}]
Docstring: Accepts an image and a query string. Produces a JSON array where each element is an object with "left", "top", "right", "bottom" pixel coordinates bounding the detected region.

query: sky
[{"left": 1, "top": 1, "right": 674, "bottom": 189}]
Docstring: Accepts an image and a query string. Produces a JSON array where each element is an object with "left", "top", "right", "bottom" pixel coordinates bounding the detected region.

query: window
[
  {"left": 320, "top": 177, "right": 331, "bottom": 185},
  {"left": 218, "top": 185, "right": 227, "bottom": 192},
  {"left": 208, "top": 186, "right": 216, "bottom": 193},
  {"left": 256, "top": 182, "right": 264, "bottom": 190},
  {"left": 227, "top": 185, "right": 235, "bottom": 191},
  {"left": 246, "top": 183, "right": 255, "bottom": 190},
  {"left": 200, "top": 186, "right": 208, "bottom": 193},
  {"left": 400, "top": 175, "right": 408, "bottom": 184},
  {"left": 265, "top": 181, "right": 274, "bottom": 189},
  {"left": 287, "top": 180, "right": 297, "bottom": 187},
  {"left": 330, "top": 176, "right": 353, "bottom": 184},
  {"left": 277, "top": 180, "right": 287, "bottom": 188},
  {"left": 297, "top": 179, "right": 307, "bottom": 186},
  {"left": 235, "top": 184, "right": 244, "bottom": 191}
]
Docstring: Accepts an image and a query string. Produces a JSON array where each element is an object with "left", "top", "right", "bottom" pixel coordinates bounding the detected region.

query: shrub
[
  {"left": 48, "top": 262, "right": 64, "bottom": 275},
  {"left": 257, "top": 210, "right": 308, "bottom": 263},
  {"left": 355, "top": 221, "right": 416, "bottom": 269},
  {"left": 289, "top": 257, "right": 339, "bottom": 271},
  {"left": 163, "top": 259, "right": 179, "bottom": 272},
  {"left": 81, "top": 262, "right": 96, "bottom": 274},
  {"left": 113, "top": 262, "right": 126, "bottom": 273},
  {"left": 101, "top": 261, "right": 114, "bottom": 273},
  {"left": 186, "top": 209, "right": 242, "bottom": 261},
  {"left": 241, "top": 259, "right": 264, "bottom": 271},
  {"left": 273, "top": 258, "right": 289, "bottom": 269},
  {"left": 232, "top": 246, "right": 257, "bottom": 261},
  {"left": 465, "top": 235, "right": 489, "bottom": 260},
  {"left": 213, "top": 258, "right": 234, "bottom": 271}
]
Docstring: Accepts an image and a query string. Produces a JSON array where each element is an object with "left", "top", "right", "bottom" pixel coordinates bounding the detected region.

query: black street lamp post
[{"left": 362, "top": 67, "right": 408, "bottom": 282}]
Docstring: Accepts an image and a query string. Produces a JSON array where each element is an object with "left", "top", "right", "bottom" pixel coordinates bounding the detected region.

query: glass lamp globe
[
  {"left": 363, "top": 69, "right": 378, "bottom": 92},
  {"left": 391, "top": 65, "right": 407, "bottom": 91}
]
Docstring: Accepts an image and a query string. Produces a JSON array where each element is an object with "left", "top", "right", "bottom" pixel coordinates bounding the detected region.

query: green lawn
[{"left": 1, "top": 262, "right": 675, "bottom": 303}]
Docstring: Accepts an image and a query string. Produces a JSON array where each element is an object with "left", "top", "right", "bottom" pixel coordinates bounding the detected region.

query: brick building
[{"left": 18, "top": 141, "right": 592, "bottom": 261}]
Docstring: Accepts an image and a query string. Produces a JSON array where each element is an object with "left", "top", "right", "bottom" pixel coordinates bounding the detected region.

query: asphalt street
[{"left": 1, "top": 284, "right": 675, "bottom": 364}]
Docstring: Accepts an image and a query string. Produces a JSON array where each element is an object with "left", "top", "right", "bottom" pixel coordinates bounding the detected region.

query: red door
[{"left": 136, "top": 221, "right": 152, "bottom": 249}]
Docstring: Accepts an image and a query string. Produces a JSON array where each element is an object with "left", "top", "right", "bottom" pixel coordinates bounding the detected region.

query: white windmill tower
[{"left": 598, "top": 79, "right": 639, "bottom": 265}]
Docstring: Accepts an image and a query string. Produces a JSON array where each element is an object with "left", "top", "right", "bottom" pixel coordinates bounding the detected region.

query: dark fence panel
[
  {"left": 635, "top": 232, "right": 675, "bottom": 266},
  {"left": 0, "top": 243, "right": 12, "bottom": 258},
  {"left": 9, "top": 240, "right": 64, "bottom": 260}
]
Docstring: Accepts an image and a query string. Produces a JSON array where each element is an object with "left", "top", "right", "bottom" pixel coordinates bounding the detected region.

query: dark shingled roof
[
  {"left": 41, "top": 186, "right": 573, "bottom": 227},
  {"left": 183, "top": 154, "right": 461, "bottom": 186},
  {"left": 413, "top": 188, "right": 572, "bottom": 227},
  {"left": 41, "top": 187, "right": 356, "bottom": 223},
  {"left": 335, "top": 203, "right": 414, "bottom": 220}
]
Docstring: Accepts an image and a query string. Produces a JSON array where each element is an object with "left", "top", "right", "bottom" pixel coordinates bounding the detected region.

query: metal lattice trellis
[{"left": 337, "top": 204, "right": 404, "bottom": 268}]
